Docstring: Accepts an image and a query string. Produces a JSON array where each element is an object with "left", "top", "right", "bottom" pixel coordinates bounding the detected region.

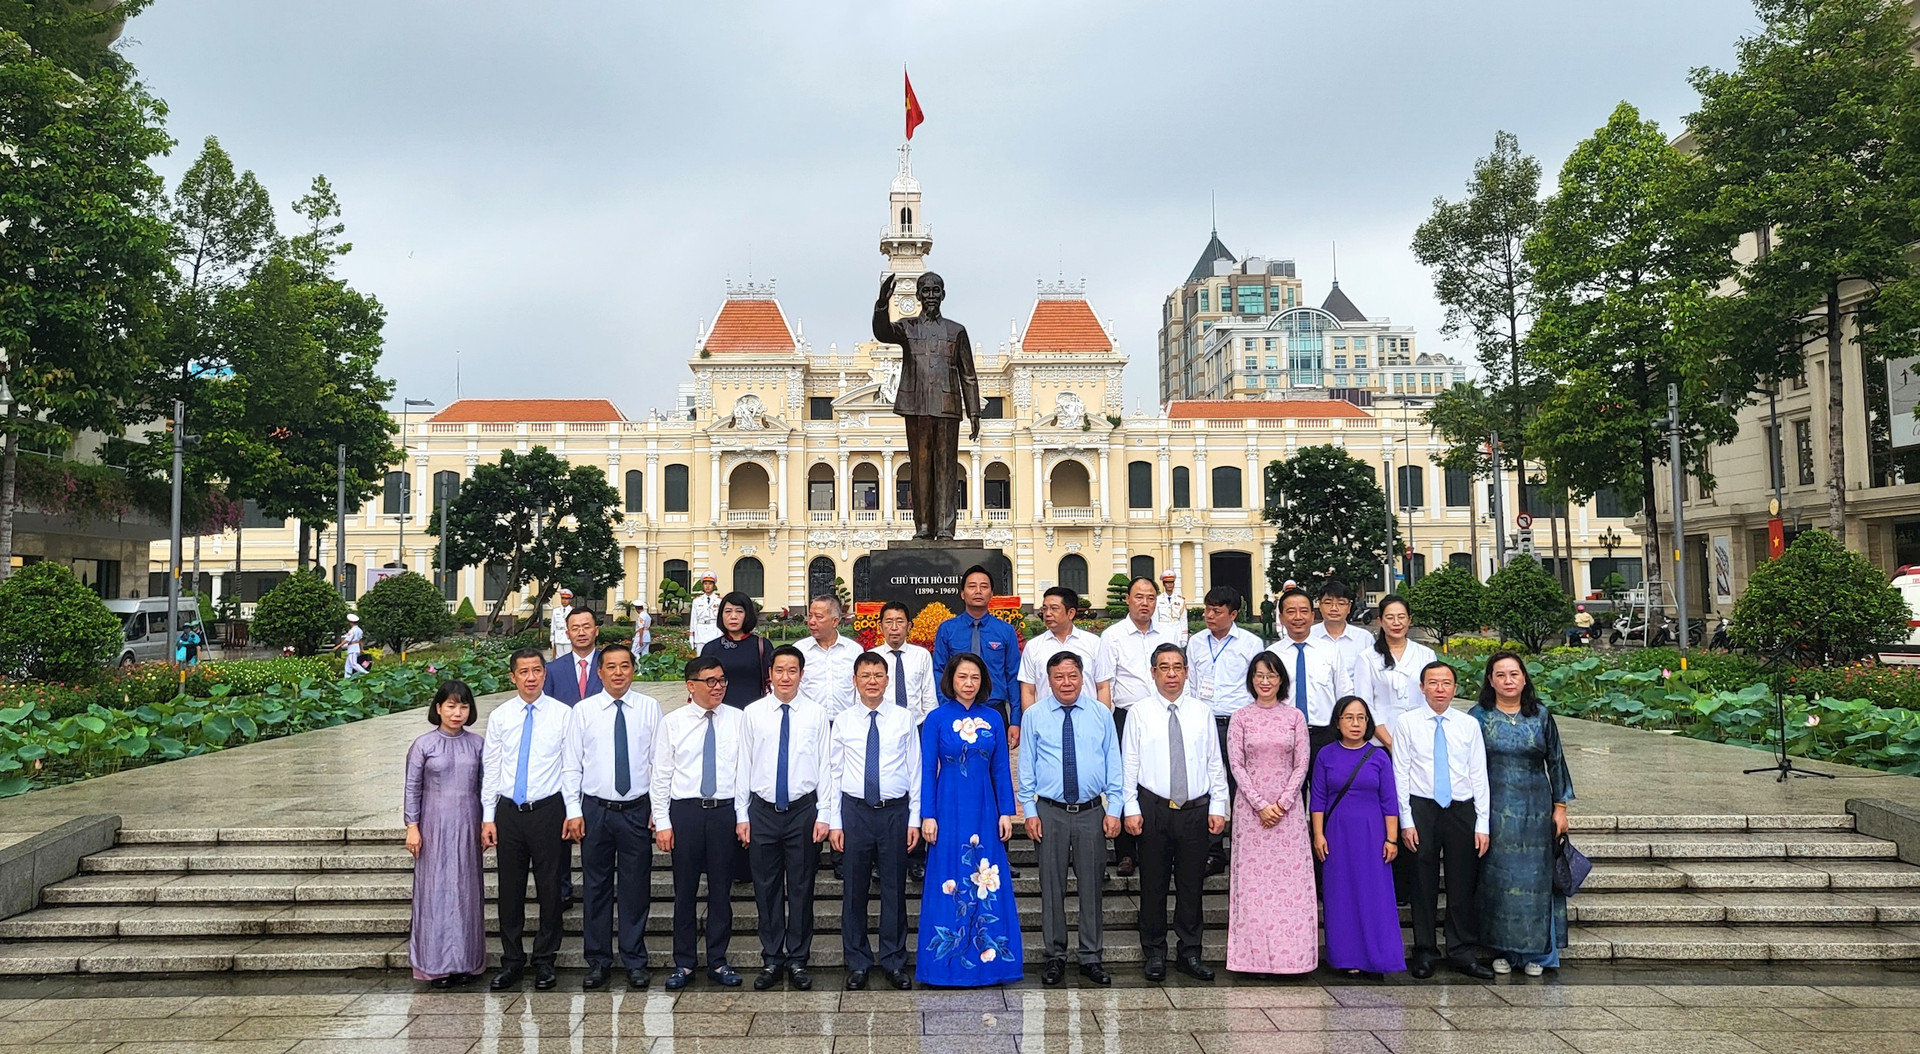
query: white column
[
  {"left": 1158, "top": 449, "right": 1171, "bottom": 512},
  {"left": 1171, "top": 542, "right": 1184, "bottom": 595},
  {"left": 637, "top": 546, "right": 653, "bottom": 609},
  {"left": 970, "top": 451, "right": 983, "bottom": 521},
  {"left": 709, "top": 456, "right": 722, "bottom": 524},
  {"left": 462, "top": 566, "right": 475, "bottom": 601},
  {"left": 1195, "top": 444, "right": 1210, "bottom": 511},
  {"left": 646, "top": 454, "right": 660, "bottom": 521},
  {"left": 1033, "top": 449, "right": 1046, "bottom": 521},
  {"left": 882, "top": 451, "right": 896, "bottom": 522},
  {"left": 1246, "top": 441, "right": 1261, "bottom": 512},
  {"left": 775, "top": 452, "right": 790, "bottom": 521},
  {"left": 1097, "top": 448, "right": 1111, "bottom": 517},
  {"left": 837, "top": 453, "right": 850, "bottom": 520},
  {"left": 1192, "top": 540, "right": 1207, "bottom": 596}
]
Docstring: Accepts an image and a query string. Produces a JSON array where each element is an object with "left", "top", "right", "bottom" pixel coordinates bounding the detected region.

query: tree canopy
[{"left": 1262, "top": 444, "right": 1396, "bottom": 594}]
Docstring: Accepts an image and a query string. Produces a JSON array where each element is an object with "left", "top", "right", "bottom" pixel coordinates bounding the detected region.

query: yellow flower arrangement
[{"left": 909, "top": 601, "right": 952, "bottom": 648}]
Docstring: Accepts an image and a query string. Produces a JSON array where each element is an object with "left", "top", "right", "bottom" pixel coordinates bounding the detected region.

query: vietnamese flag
[{"left": 905, "top": 68, "right": 925, "bottom": 140}]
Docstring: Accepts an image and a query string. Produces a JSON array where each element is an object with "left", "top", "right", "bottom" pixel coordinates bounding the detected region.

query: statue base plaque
[{"left": 862, "top": 540, "right": 1012, "bottom": 618}]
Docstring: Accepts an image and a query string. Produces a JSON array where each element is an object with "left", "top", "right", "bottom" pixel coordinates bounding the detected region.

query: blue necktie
[
  {"left": 612, "top": 698, "right": 631, "bottom": 797},
  {"left": 775, "top": 703, "right": 791, "bottom": 810},
  {"left": 1432, "top": 713, "right": 1453, "bottom": 808},
  {"left": 864, "top": 710, "right": 883, "bottom": 806},
  {"left": 513, "top": 702, "right": 536, "bottom": 804},
  {"left": 1060, "top": 704, "right": 1079, "bottom": 803},
  {"left": 892, "top": 649, "right": 908, "bottom": 708},
  {"left": 1293, "top": 643, "right": 1310, "bottom": 721},
  {"left": 699, "top": 709, "right": 717, "bottom": 798},
  {"left": 970, "top": 619, "right": 982, "bottom": 658}
]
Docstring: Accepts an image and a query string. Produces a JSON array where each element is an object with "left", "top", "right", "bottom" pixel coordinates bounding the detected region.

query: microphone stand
[{"left": 1743, "top": 634, "right": 1834, "bottom": 783}]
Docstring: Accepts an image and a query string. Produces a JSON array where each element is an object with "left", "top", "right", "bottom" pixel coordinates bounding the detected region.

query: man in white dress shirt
[
  {"left": 740, "top": 645, "right": 832, "bottom": 992},
  {"left": 1019, "top": 586, "right": 1113, "bottom": 712},
  {"left": 1123, "top": 642, "right": 1228, "bottom": 983},
  {"left": 651, "top": 655, "right": 750, "bottom": 991},
  {"left": 1390, "top": 660, "right": 1494, "bottom": 980},
  {"left": 825, "top": 652, "right": 922, "bottom": 991},
  {"left": 571, "top": 643, "right": 661, "bottom": 991},
  {"left": 1309, "top": 578, "right": 1374, "bottom": 701},
  {"left": 481, "top": 648, "right": 583, "bottom": 992},
  {"left": 1102, "top": 575, "right": 1176, "bottom": 878},
  {"left": 796, "top": 595, "right": 861, "bottom": 717},
  {"left": 1155, "top": 571, "right": 1189, "bottom": 645},
  {"left": 1269, "top": 587, "right": 1353, "bottom": 779},
  {"left": 1186, "top": 585, "right": 1267, "bottom": 874}
]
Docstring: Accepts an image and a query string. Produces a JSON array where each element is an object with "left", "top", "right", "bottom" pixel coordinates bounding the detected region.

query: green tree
[
  {"left": 0, "top": 562, "right": 121, "bottom": 679},
  {"left": 1263, "top": 445, "right": 1396, "bottom": 594},
  {"left": 1479, "top": 555, "right": 1573, "bottom": 654},
  {"left": 1730, "top": 530, "right": 1909, "bottom": 665},
  {"left": 1527, "top": 102, "right": 1740, "bottom": 588},
  {"left": 249, "top": 570, "right": 348, "bottom": 657},
  {"left": 1688, "top": 0, "right": 1920, "bottom": 543},
  {"left": 452, "top": 596, "right": 477, "bottom": 629},
  {"left": 431, "top": 446, "right": 623, "bottom": 625},
  {"left": 0, "top": 16, "right": 172, "bottom": 578},
  {"left": 1104, "top": 572, "right": 1131, "bottom": 617},
  {"left": 1405, "top": 564, "right": 1485, "bottom": 650},
  {"left": 657, "top": 578, "right": 691, "bottom": 619},
  {"left": 355, "top": 571, "right": 454, "bottom": 656}
]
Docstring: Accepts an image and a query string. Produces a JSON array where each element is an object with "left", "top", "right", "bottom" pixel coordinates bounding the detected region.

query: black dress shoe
[
  {"left": 1409, "top": 961, "right": 1436, "bottom": 980},
  {"left": 663, "top": 967, "right": 695, "bottom": 991},
  {"left": 450, "top": 973, "right": 475, "bottom": 987},
  {"left": 845, "top": 969, "right": 868, "bottom": 990},
  {"left": 627, "top": 966, "right": 651, "bottom": 990},
  {"left": 1116, "top": 856, "right": 1136, "bottom": 877},
  {"left": 1042, "top": 958, "right": 1066, "bottom": 986},
  {"left": 884, "top": 968, "right": 913, "bottom": 990},
  {"left": 1079, "top": 963, "right": 1112, "bottom": 985},
  {"left": 709, "top": 964, "right": 742, "bottom": 987},
  {"left": 1452, "top": 960, "right": 1496, "bottom": 980},
  {"left": 534, "top": 964, "right": 558, "bottom": 990},
  {"left": 1175, "top": 956, "right": 1215, "bottom": 982},
  {"left": 1143, "top": 957, "right": 1166, "bottom": 982},
  {"left": 790, "top": 967, "right": 813, "bottom": 991},
  {"left": 909, "top": 861, "right": 926, "bottom": 882},
  {"left": 429, "top": 975, "right": 456, "bottom": 989},
  {"left": 583, "top": 963, "right": 612, "bottom": 990},
  {"left": 1204, "top": 855, "right": 1226, "bottom": 877},
  {"left": 753, "top": 965, "right": 785, "bottom": 991},
  {"left": 489, "top": 966, "right": 524, "bottom": 991}
]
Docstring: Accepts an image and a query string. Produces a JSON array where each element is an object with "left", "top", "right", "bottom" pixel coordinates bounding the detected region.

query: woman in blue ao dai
[{"left": 915, "top": 652, "right": 1024, "bottom": 986}]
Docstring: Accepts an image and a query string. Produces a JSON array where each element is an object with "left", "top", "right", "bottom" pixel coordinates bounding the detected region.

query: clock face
[{"left": 892, "top": 294, "right": 921, "bottom": 318}]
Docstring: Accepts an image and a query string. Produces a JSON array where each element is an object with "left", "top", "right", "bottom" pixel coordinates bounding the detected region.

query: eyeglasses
[
  {"left": 691, "top": 676, "right": 728, "bottom": 687},
  {"left": 1152, "top": 663, "right": 1186, "bottom": 671}
]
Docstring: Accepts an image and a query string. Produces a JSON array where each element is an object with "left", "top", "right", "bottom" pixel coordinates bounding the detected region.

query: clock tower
[{"left": 880, "top": 143, "right": 934, "bottom": 321}]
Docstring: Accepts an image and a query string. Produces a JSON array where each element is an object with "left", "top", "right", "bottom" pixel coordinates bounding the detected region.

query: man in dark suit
[
  {"left": 872, "top": 271, "right": 981, "bottom": 540},
  {"left": 545, "top": 607, "right": 603, "bottom": 706}
]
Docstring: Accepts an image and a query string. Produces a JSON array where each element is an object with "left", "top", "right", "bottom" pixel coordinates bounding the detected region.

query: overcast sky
[{"left": 122, "top": 1, "right": 1759, "bottom": 417}]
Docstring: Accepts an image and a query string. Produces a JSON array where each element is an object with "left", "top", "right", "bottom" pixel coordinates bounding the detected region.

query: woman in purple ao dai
[{"left": 404, "top": 682, "right": 488, "bottom": 987}]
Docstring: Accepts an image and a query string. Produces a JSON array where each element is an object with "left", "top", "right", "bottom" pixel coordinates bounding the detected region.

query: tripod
[{"left": 1743, "top": 637, "right": 1835, "bottom": 783}]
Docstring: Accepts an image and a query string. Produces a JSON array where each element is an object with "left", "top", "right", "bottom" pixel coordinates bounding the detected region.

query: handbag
[{"left": 1553, "top": 834, "right": 1592, "bottom": 896}]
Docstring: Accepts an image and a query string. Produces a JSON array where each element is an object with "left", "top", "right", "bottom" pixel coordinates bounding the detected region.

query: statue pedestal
[{"left": 862, "top": 540, "right": 1012, "bottom": 618}]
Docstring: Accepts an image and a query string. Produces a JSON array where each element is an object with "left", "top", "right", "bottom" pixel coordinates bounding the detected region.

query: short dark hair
[
  {"left": 1043, "top": 586, "right": 1081, "bottom": 614},
  {"left": 1279, "top": 587, "right": 1313, "bottom": 611},
  {"left": 508, "top": 647, "right": 546, "bottom": 673},
  {"left": 1331, "top": 695, "right": 1376, "bottom": 743},
  {"left": 429, "top": 681, "right": 476, "bottom": 725},
  {"left": 566, "top": 606, "right": 600, "bottom": 626},
  {"left": 1245, "top": 650, "right": 1291, "bottom": 701},
  {"left": 1419, "top": 659, "right": 1456, "bottom": 684},
  {"left": 1045, "top": 650, "right": 1083, "bottom": 674},
  {"left": 1203, "top": 585, "right": 1242, "bottom": 613},
  {"left": 961, "top": 565, "right": 995, "bottom": 589},
  {"left": 1150, "top": 642, "right": 1187, "bottom": 669},
  {"left": 940, "top": 651, "right": 993, "bottom": 702},
  {"left": 719, "top": 591, "right": 759, "bottom": 633},
  {"left": 599, "top": 642, "right": 635, "bottom": 668},
  {"left": 854, "top": 650, "right": 890, "bottom": 673},
  {"left": 1127, "top": 575, "right": 1160, "bottom": 595},
  {"left": 685, "top": 655, "right": 723, "bottom": 681},
  {"left": 770, "top": 643, "right": 806, "bottom": 672},
  {"left": 880, "top": 600, "right": 911, "bottom": 621},
  {"left": 1319, "top": 578, "right": 1354, "bottom": 602}
]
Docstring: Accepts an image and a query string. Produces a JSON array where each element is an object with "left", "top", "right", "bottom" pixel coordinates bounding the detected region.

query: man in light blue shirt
[{"left": 1016, "top": 651, "right": 1122, "bottom": 987}]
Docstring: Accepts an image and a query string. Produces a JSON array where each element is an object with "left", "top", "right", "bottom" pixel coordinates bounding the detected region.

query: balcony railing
[
  {"left": 726, "top": 508, "right": 771, "bottom": 523},
  {"left": 809, "top": 510, "right": 836, "bottom": 523},
  {"left": 853, "top": 510, "right": 880, "bottom": 523},
  {"left": 1051, "top": 506, "right": 1096, "bottom": 520},
  {"left": 985, "top": 509, "right": 1011, "bottom": 522}
]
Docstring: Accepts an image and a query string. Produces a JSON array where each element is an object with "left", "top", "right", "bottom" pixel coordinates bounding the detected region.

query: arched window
[
  {"left": 1127, "top": 460, "right": 1153, "bottom": 509},
  {"left": 900, "top": 206, "right": 913, "bottom": 228},
  {"left": 1172, "top": 466, "right": 1191, "bottom": 509},
  {"left": 382, "top": 471, "right": 411, "bottom": 515},
  {"left": 733, "top": 556, "right": 764, "bottom": 598},
  {"left": 807, "top": 557, "right": 837, "bottom": 602},
  {"left": 729, "top": 462, "right": 771, "bottom": 510},
  {"left": 1448, "top": 552, "right": 1474, "bottom": 571},
  {"left": 1396, "top": 465, "right": 1425, "bottom": 510},
  {"left": 664, "top": 464, "right": 690, "bottom": 513},
  {"left": 984, "top": 462, "right": 1012, "bottom": 510},
  {"left": 807, "top": 463, "right": 836, "bottom": 513},
  {"left": 853, "top": 555, "right": 872, "bottom": 603},
  {"left": 1130, "top": 554, "right": 1155, "bottom": 581},
  {"left": 663, "top": 559, "right": 691, "bottom": 593},
  {"left": 852, "top": 463, "right": 880, "bottom": 511},
  {"left": 1058, "top": 554, "right": 1089, "bottom": 596},
  {"left": 896, "top": 462, "right": 913, "bottom": 511},
  {"left": 953, "top": 461, "right": 968, "bottom": 510},
  {"left": 1211, "top": 465, "right": 1242, "bottom": 509},
  {"left": 432, "top": 470, "right": 461, "bottom": 510},
  {"left": 624, "top": 469, "right": 645, "bottom": 513},
  {"left": 1049, "top": 460, "right": 1091, "bottom": 508}
]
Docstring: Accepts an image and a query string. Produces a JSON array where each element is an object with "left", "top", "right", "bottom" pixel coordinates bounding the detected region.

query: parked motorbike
[{"left": 1708, "top": 616, "right": 1731, "bottom": 651}]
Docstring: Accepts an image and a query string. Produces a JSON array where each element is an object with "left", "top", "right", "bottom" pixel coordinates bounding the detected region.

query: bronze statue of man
[{"left": 872, "top": 272, "right": 981, "bottom": 540}]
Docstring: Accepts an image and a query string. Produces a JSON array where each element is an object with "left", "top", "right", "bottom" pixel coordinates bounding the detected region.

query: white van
[
  {"left": 103, "top": 597, "right": 206, "bottom": 667},
  {"left": 1881, "top": 567, "right": 1920, "bottom": 665}
]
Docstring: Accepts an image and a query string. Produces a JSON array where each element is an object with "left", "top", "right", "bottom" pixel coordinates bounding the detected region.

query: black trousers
[
  {"left": 1210, "top": 716, "right": 1235, "bottom": 859},
  {"left": 1302, "top": 723, "right": 1338, "bottom": 797},
  {"left": 581, "top": 795, "right": 652, "bottom": 969},
  {"left": 1136, "top": 788, "right": 1209, "bottom": 960},
  {"left": 749, "top": 793, "right": 821, "bottom": 969},
  {"left": 494, "top": 794, "right": 568, "bottom": 968},
  {"left": 903, "top": 414, "right": 961, "bottom": 538},
  {"left": 669, "top": 798, "right": 738, "bottom": 969},
  {"left": 1407, "top": 795, "right": 1481, "bottom": 968},
  {"left": 1110, "top": 708, "right": 1137, "bottom": 865},
  {"left": 840, "top": 794, "right": 910, "bottom": 973}
]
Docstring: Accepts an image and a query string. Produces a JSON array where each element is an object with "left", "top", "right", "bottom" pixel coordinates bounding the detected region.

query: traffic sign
[
  {"left": 1516, "top": 512, "right": 1534, "bottom": 530},
  {"left": 1514, "top": 528, "right": 1535, "bottom": 556}
]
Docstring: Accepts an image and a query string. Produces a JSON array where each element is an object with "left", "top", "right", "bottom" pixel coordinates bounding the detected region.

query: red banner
[{"left": 905, "top": 69, "right": 925, "bottom": 140}]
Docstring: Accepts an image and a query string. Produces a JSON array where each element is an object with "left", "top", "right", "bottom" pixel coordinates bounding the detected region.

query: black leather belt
[
  {"left": 1039, "top": 796, "right": 1101, "bottom": 814},
  {"left": 753, "top": 791, "right": 818, "bottom": 813},
  {"left": 1139, "top": 787, "right": 1208, "bottom": 811},
  {"left": 586, "top": 794, "right": 649, "bottom": 812},
  {"left": 674, "top": 797, "right": 730, "bottom": 809},
  {"left": 500, "top": 793, "right": 559, "bottom": 814},
  {"left": 842, "top": 792, "right": 906, "bottom": 810}
]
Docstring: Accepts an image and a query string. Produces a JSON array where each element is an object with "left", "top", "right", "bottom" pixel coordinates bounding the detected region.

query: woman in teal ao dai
[
  {"left": 916, "top": 652, "right": 1023, "bottom": 986},
  {"left": 1471, "top": 651, "right": 1575, "bottom": 976}
]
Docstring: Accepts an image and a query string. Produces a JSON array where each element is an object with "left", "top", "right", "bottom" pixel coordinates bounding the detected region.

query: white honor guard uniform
[
  {"left": 548, "top": 592, "right": 574, "bottom": 654},
  {"left": 1154, "top": 575, "right": 1189, "bottom": 646},
  {"left": 689, "top": 575, "right": 722, "bottom": 651}
]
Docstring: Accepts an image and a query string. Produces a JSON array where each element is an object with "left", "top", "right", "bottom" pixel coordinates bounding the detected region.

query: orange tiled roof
[
  {"left": 1021, "top": 299, "right": 1112, "bottom": 353},
  {"left": 1167, "top": 400, "right": 1371, "bottom": 420},
  {"left": 427, "top": 399, "right": 626, "bottom": 424},
  {"left": 704, "top": 299, "right": 796, "bottom": 353}
]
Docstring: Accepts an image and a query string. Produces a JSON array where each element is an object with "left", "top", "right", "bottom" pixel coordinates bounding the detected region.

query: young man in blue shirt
[{"left": 932, "top": 565, "right": 1021, "bottom": 749}]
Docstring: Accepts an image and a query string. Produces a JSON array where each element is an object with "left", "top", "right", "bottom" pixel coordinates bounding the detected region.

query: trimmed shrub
[
  {"left": 250, "top": 571, "right": 348, "bottom": 657},
  {"left": 0, "top": 563, "right": 122, "bottom": 680},
  {"left": 1480, "top": 555, "right": 1573, "bottom": 654},
  {"left": 355, "top": 572, "right": 454, "bottom": 655},
  {"left": 1406, "top": 565, "right": 1484, "bottom": 648},
  {"left": 1731, "top": 530, "right": 1910, "bottom": 665}
]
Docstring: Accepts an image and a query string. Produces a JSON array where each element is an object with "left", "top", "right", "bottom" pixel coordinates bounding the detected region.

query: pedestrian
[
  {"left": 1363, "top": 595, "right": 1438, "bottom": 744},
  {"left": 572, "top": 643, "right": 660, "bottom": 991},
  {"left": 1224, "top": 651, "right": 1318, "bottom": 976},
  {"left": 1259, "top": 594, "right": 1277, "bottom": 640},
  {"left": 481, "top": 649, "right": 582, "bottom": 991},
  {"left": 916, "top": 651, "right": 1023, "bottom": 987},
  {"left": 701, "top": 591, "right": 773, "bottom": 710},
  {"left": 548, "top": 589, "right": 575, "bottom": 660},
  {"left": 826, "top": 651, "right": 922, "bottom": 991},
  {"left": 1016, "top": 651, "right": 1122, "bottom": 987},
  {"left": 1100, "top": 575, "right": 1176, "bottom": 878},
  {"left": 333, "top": 613, "right": 365, "bottom": 678},
  {"left": 1018, "top": 586, "right": 1112, "bottom": 712},
  {"left": 1472, "top": 651, "right": 1575, "bottom": 977},
  {"left": 932, "top": 566, "right": 1022, "bottom": 748},
  {"left": 689, "top": 573, "right": 723, "bottom": 651},
  {"left": 651, "top": 656, "right": 749, "bottom": 991},
  {"left": 1312, "top": 695, "right": 1405, "bottom": 978},
  {"left": 1390, "top": 661, "right": 1493, "bottom": 980},
  {"left": 632, "top": 601, "right": 653, "bottom": 657},
  {"left": 740, "top": 645, "right": 832, "bottom": 991},
  {"left": 1123, "top": 643, "right": 1227, "bottom": 983},
  {"left": 404, "top": 681, "right": 486, "bottom": 989},
  {"left": 1185, "top": 585, "right": 1266, "bottom": 874}
]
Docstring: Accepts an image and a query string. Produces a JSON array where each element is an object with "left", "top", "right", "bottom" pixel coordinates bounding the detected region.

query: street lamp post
[
  {"left": 1597, "top": 526, "right": 1622, "bottom": 600},
  {"left": 396, "top": 398, "right": 435, "bottom": 570}
]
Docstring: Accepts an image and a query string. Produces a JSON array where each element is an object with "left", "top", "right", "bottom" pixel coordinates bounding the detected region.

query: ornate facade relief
[{"left": 1054, "top": 391, "right": 1086, "bottom": 430}]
